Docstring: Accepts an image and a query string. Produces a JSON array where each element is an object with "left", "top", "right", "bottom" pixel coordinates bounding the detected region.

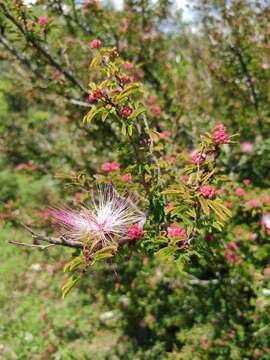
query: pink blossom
[
  {"left": 147, "top": 96, "right": 158, "bottom": 105},
  {"left": 159, "top": 130, "right": 170, "bottom": 140},
  {"left": 199, "top": 184, "right": 216, "bottom": 199},
  {"left": 225, "top": 201, "right": 234, "bottom": 209},
  {"left": 87, "top": 89, "right": 106, "bottom": 104},
  {"left": 124, "top": 62, "right": 133, "bottom": 70},
  {"left": 191, "top": 151, "right": 207, "bottom": 164},
  {"left": 240, "top": 142, "right": 254, "bottom": 153},
  {"left": 121, "top": 174, "right": 132, "bottom": 182},
  {"left": 242, "top": 179, "right": 251, "bottom": 185},
  {"left": 128, "top": 225, "right": 144, "bottom": 240},
  {"left": 120, "top": 75, "right": 132, "bottom": 84},
  {"left": 89, "top": 39, "right": 103, "bottom": 49},
  {"left": 225, "top": 242, "right": 239, "bottom": 263},
  {"left": 51, "top": 187, "right": 143, "bottom": 247},
  {"left": 235, "top": 188, "right": 246, "bottom": 197},
  {"left": 148, "top": 105, "right": 161, "bottom": 117},
  {"left": 38, "top": 16, "right": 49, "bottom": 26},
  {"left": 119, "top": 106, "right": 133, "bottom": 118},
  {"left": 101, "top": 161, "right": 120, "bottom": 172},
  {"left": 168, "top": 224, "right": 187, "bottom": 239},
  {"left": 166, "top": 202, "right": 174, "bottom": 209},
  {"left": 212, "top": 131, "right": 229, "bottom": 144},
  {"left": 246, "top": 199, "right": 259, "bottom": 208}
]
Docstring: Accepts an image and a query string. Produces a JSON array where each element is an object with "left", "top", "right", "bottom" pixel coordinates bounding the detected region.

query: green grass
[{"left": 0, "top": 225, "right": 120, "bottom": 360}]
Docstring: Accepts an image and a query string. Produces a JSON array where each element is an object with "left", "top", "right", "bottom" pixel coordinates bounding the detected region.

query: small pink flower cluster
[
  {"left": 168, "top": 224, "right": 187, "bottom": 239},
  {"left": 89, "top": 39, "right": 103, "bottom": 49},
  {"left": 88, "top": 89, "right": 107, "bottom": 104},
  {"left": 101, "top": 161, "right": 120, "bottom": 172},
  {"left": 119, "top": 106, "right": 133, "bottom": 118},
  {"left": 246, "top": 198, "right": 259, "bottom": 209},
  {"left": 225, "top": 242, "right": 239, "bottom": 264},
  {"left": 212, "top": 123, "right": 229, "bottom": 144},
  {"left": 121, "top": 174, "right": 132, "bottom": 182},
  {"left": 235, "top": 188, "right": 246, "bottom": 197},
  {"left": 38, "top": 16, "right": 49, "bottom": 26},
  {"left": 148, "top": 105, "right": 161, "bottom": 117},
  {"left": 199, "top": 184, "right": 216, "bottom": 199},
  {"left": 120, "top": 75, "right": 132, "bottom": 84},
  {"left": 124, "top": 62, "right": 133, "bottom": 70},
  {"left": 128, "top": 225, "right": 144, "bottom": 240},
  {"left": 191, "top": 151, "right": 207, "bottom": 164}
]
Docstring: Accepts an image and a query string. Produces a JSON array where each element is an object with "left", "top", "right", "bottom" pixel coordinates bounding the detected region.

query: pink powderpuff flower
[
  {"left": 246, "top": 199, "right": 259, "bottom": 208},
  {"left": 38, "top": 16, "right": 49, "bottom": 26},
  {"left": 199, "top": 184, "right": 216, "bottom": 199},
  {"left": 168, "top": 224, "right": 187, "bottom": 239},
  {"left": 121, "top": 174, "right": 132, "bottom": 182},
  {"left": 128, "top": 225, "right": 144, "bottom": 240},
  {"left": 89, "top": 39, "right": 103, "bottom": 49},
  {"left": 119, "top": 106, "right": 133, "bottom": 118},
  {"left": 101, "top": 161, "right": 120, "bottom": 172},
  {"left": 235, "top": 188, "right": 246, "bottom": 197},
  {"left": 51, "top": 187, "right": 143, "bottom": 248},
  {"left": 240, "top": 142, "right": 254, "bottom": 153},
  {"left": 242, "top": 179, "right": 251, "bottom": 185},
  {"left": 159, "top": 130, "right": 170, "bottom": 140},
  {"left": 225, "top": 242, "right": 239, "bottom": 264}
]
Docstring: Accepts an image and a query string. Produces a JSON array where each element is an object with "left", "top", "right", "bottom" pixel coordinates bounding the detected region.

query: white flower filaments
[{"left": 51, "top": 187, "right": 143, "bottom": 250}]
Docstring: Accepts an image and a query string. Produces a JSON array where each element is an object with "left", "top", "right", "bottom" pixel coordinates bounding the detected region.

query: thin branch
[{"left": 8, "top": 240, "right": 56, "bottom": 250}]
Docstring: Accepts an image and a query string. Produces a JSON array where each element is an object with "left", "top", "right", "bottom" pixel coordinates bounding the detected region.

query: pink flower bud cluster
[
  {"left": 235, "top": 188, "right": 246, "bottom": 197},
  {"left": 121, "top": 174, "right": 132, "bottom": 182},
  {"left": 225, "top": 242, "right": 239, "bottom": 263},
  {"left": 148, "top": 105, "right": 161, "bottom": 117},
  {"left": 168, "top": 224, "right": 187, "bottom": 239},
  {"left": 199, "top": 184, "right": 216, "bottom": 199},
  {"left": 101, "top": 161, "right": 120, "bottom": 172},
  {"left": 88, "top": 89, "right": 107, "bottom": 104},
  {"left": 212, "top": 123, "right": 229, "bottom": 144},
  {"left": 89, "top": 39, "right": 103, "bottom": 49},
  {"left": 38, "top": 17, "right": 49, "bottom": 26},
  {"left": 119, "top": 106, "right": 133, "bottom": 118},
  {"left": 128, "top": 225, "right": 144, "bottom": 240},
  {"left": 120, "top": 75, "right": 132, "bottom": 84}
]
